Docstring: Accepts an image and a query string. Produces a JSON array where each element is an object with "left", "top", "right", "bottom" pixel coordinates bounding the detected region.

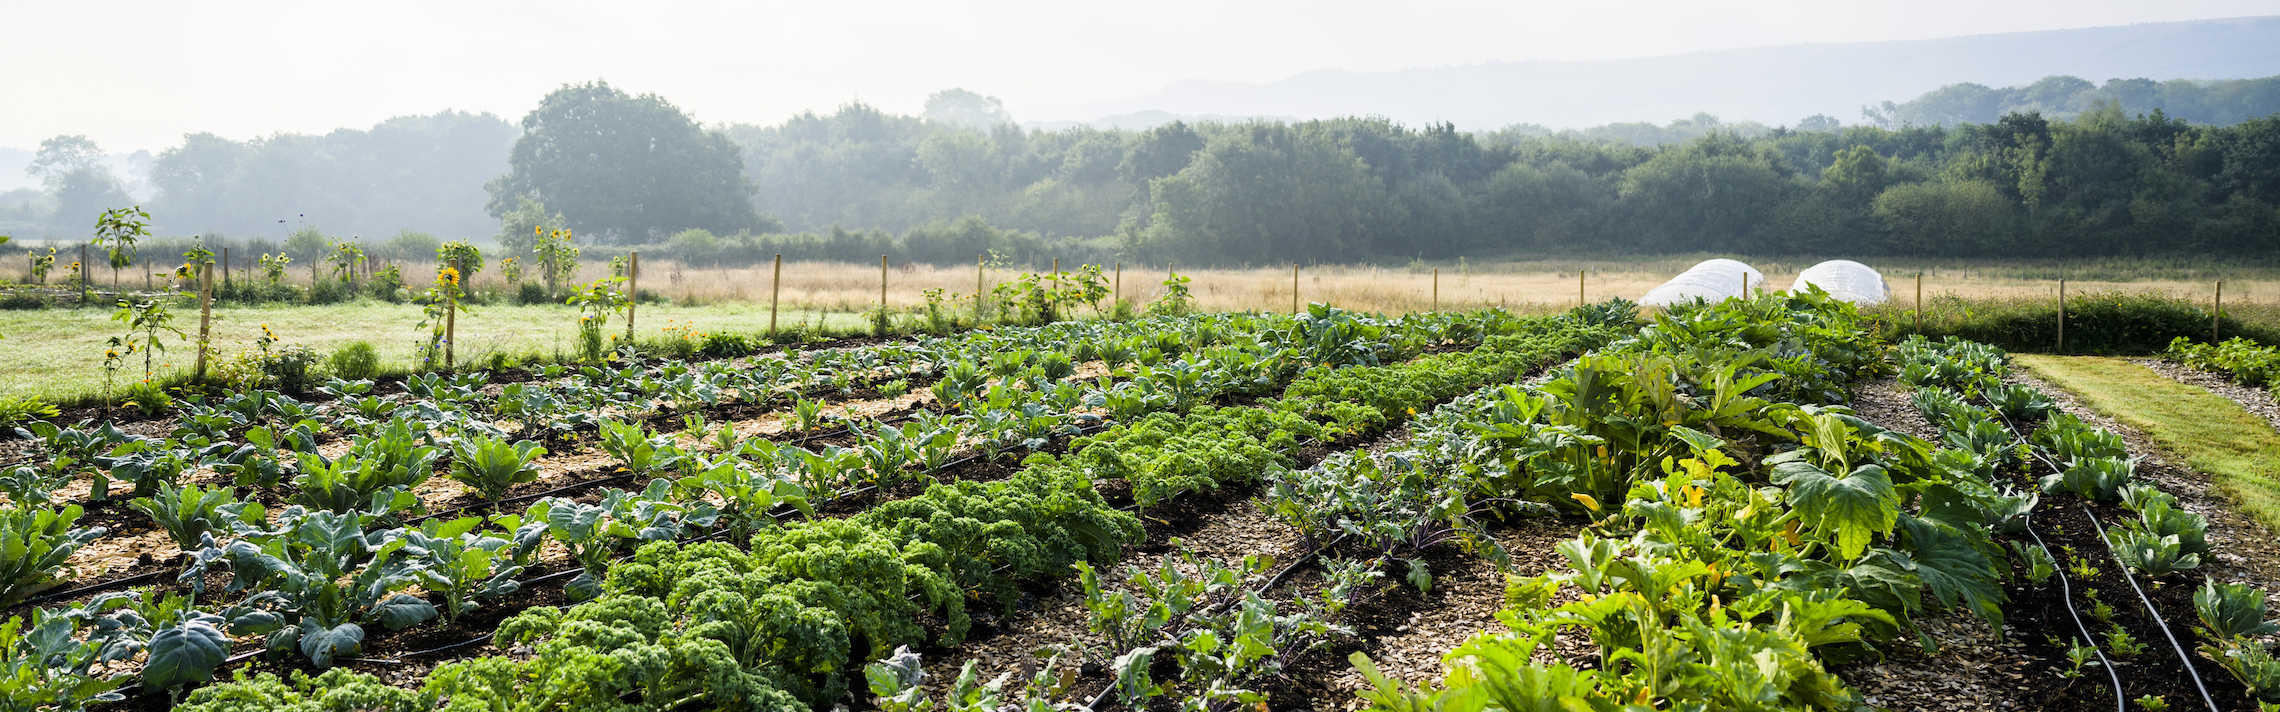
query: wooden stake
[
  {"left": 2214, "top": 280, "right": 2224, "bottom": 343},
  {"left": 975, "top": 254, "right": 986, "bottom": 322},
  {"left": 880, "top": 253, "right": 889, "bottom": 315},
  {"left": 445, "top": 287, "right": 457, "bottom": 370},
  {"left": 625, "top": 251, "right": 639, "bottom": 340},
  {"left": 222, "top": 247, "right": 231, "bottom": 288},
  {"left": 1431, "top": 268, "right": 1439, "bottom": 311},
  {"left": 195, "top": 263, "right": 213, "bottom": 382},
  {"left": 1292, "top": 264, "right": 1300, "bottom": 314},
  {"left": 769, "top": 253, "right": 782, "bottom": 335},
  {"left": 1113, "top": 262, "right": 1121, "bottom": 310},
  {"left": 2057, "top": 278, "right": 2067, "bottom": 354},
  {"left": 79, "top": 243, "right": 90, "bottom": 304},
  {"left": 1577, "top": 269, "right": 1585, "bottom": 307},
  {"left": 1914, "top": 272, "right": 1923, "bottom": 334}
]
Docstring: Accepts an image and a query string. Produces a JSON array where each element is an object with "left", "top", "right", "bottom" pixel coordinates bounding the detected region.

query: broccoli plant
[
  {"left": 129, "top": 483, "right": 260, "bottom": 551},
  {"left": 397, "top": 517, "right": 523, "bottom": 622},
  {"left": 448, "top": 434, "right": 548, "bottom": 504},
  {"left": 219, "top": 508, "right": 436, "bottom": 667},
  {"left": 0, "top": 503, "right": 105, "bottom": 606}
]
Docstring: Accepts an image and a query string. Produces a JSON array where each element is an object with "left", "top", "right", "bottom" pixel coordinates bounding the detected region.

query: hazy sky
[{"left": 5, "top": 0, "right": 2279, "bottom": 152}]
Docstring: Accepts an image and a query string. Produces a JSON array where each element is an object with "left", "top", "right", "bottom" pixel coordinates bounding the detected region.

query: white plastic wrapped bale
[
  {"left": 1789, "top": 259, "right": 1889, "bottom": 305},
  {"left": 1639, "top": 259, "right": 1765, "bottom": 307}
]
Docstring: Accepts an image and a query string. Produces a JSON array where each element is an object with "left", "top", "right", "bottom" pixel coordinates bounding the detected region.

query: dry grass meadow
[
  {"left": 546, "top": 255, "right": 2280, "bottom": 315},
  {"left": 11, "top": 254, "right": 2280, "bottom": 403}
]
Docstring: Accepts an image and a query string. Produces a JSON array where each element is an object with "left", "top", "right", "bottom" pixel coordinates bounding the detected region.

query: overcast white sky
[{"left": 4, "top": 0, "right": 2279, "bottom": 152}]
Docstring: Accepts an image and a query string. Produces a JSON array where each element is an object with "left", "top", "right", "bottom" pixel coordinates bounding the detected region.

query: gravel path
[
  {"left": 1313, "top": 520, "right": 1578, "bottom": 711},
  {"left": 1834, "top": 377, "right": 2039, "bottom": 712}
]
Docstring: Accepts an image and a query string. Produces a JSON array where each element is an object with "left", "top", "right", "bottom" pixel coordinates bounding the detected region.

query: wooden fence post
[
  {"left": 625, "top": 251, "right": 639, "bottom": 341},
  {"left": 879, "top": 253, "right": 888, "bottom": 316},
  {"left": 79, "top": 243, "right": 90, "bottom": 304},
  {"left": 1292, "top": 264, "right": 1300, "bottom": 313},
  {"left": 445, "top": 286, "right": 457, "bottom": 370},
  {"left": 975, "top": 254, "right": 986, "bottom": 323},
  {"left": 1431, "top": 268, "right": 1439, "bottom": 312},
  {"left": 221, "top": 247, "right": 231, "bottom": 288},
  {"left": 2214, "top": 280, "right": 2224, "bottom": 343},
  {"left": 2057, "top": 278, "right": 2067, "bottom": 354},
  {"left": 1577, "top": 269, "right": 1585, "bottom": 307},
  {"left": 196, "top": 263, "right": 213, "bottom": 382},
  {"left": 1914, "top": 271, "right": 1923, "bottom": 334},
  {"left": 768, "top": 253, "right": 782, "bottom": 336},
  {"left": 1113, "top": 262, "right": 1121, "bottom": 310}
]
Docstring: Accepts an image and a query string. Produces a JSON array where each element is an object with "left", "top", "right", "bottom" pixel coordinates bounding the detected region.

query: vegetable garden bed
[{"left": 15, "top": 291, "right": 2280, "bottom": 712}]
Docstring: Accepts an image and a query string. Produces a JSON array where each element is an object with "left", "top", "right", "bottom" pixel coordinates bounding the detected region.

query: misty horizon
[{"left": 6, "top": 1, "right": 2280, "bottom": 153}]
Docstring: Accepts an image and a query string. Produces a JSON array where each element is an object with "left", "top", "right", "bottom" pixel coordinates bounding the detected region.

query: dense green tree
[
  {"left": 487, "top": 81, "right": 757, "bottom": 243},
  {"left": 149, "top": 113, "right": 514, "bottom": 239},
  {"left": 923, "top": 88, "right": 1014, "bottom": 130},
  {"left": 1135, "top": 125, "right": 1384, "bottom": 264}
]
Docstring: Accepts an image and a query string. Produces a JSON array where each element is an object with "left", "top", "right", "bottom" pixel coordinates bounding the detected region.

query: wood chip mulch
[{"left": 1833, "top": 377, "right": 2040, "bottom": 712}]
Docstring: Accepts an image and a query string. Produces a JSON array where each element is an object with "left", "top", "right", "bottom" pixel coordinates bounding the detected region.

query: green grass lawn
[
  {"left": 0, "top": 300, "right": 869, "bottom": 403},
  {"left": 2017, "top": 354, "right": 2280, "bottom": 532}
]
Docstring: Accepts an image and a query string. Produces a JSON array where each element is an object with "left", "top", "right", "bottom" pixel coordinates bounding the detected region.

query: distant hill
[
  {"left": 1074, "top": 15, "right": 2280, "bottom": 129},
  {"left": 1867, "top": 74, "right": 2280, "bottom": 126}
]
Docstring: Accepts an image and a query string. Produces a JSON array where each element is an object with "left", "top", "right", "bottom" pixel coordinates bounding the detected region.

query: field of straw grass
[
  {"left": 209, "top": 254, "right": 2280, "bottom": 314},
  {"left": 555, "top": 257, "right": 2280, "bottom": 315}
]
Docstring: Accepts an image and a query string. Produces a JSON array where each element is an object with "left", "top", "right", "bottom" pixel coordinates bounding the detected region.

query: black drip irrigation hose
[
  {"left": 2020, "top": 509, "right": 2127, "bottom": 712},
  {"left": 1987, "top": 394, "right": 2218, "bottom": 712},
  {"left": 1982, "top": 401, "right": 2126, "bottom": 712},
  {"left": 2081, "top": 504, "right": 2223, "bottom": 712}
]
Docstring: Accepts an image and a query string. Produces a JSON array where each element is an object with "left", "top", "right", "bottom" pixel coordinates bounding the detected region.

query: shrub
[
  {"left": 0, "top": 291, "right": 44, "bottom": 310},
  {"left": 1885, "top": 292, "right": 2280, "bottom": 355},
  {"left": 0, "top": 395, "right": 59, "bottom": 426},
  {"left": 123, "top": 381, "right": 173, "bottom": 415},
  {"left": 367, "top": 265, "right": 405, "bottom": 302},
  {"left": 329, "top": 341, "right": 381, "bottom": 380},
  {"left": 266, "top": 345, "right": 322, "bottom": 394},
  {"left": 516, "top": 282, "right": 550, "bottom": 305},
  {"left": 306, "top": 278, "right": 350, "bottom": 305},
  {"left": 700, "top": 331, "right": 758, "bottom": 358}
]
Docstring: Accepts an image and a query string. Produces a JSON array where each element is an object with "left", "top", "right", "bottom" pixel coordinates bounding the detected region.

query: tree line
[{"left": 11, "top": 77, "right": 2280, "bottom": 267}]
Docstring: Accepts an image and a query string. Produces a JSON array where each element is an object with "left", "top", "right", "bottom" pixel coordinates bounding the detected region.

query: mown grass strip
[{"left": 2016, "top": 354, "right": 2280, "bottom": 531}]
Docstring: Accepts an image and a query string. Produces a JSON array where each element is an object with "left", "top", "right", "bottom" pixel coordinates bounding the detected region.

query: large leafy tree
[
  {"left": 28, "top": 135, "right": 130, "bottom": 230},
  {"left": 487, "top": 81, "right": 758, "bottom": 243},
  {"left": 1135, "top": 125, "right": 1384, "bottom": 264}
]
